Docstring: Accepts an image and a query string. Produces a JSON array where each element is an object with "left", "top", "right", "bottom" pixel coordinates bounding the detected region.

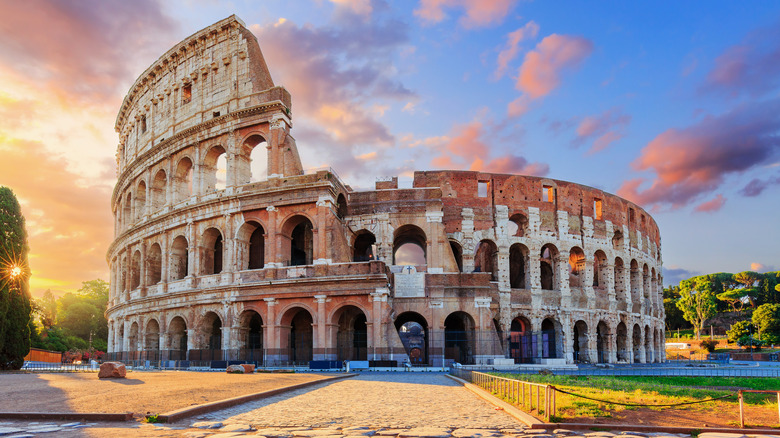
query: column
[
  {"left": 556, "top": 250, "right": 571, "bottom": 307},
  {"left": 370, "top": 288, "right": 389, "bottom": 360},
  {"left": 314, "top": 295, "right": 328, "bottom": 360},
  {"left": 263, "top": 298, "right": 278, "bottom": 365}
]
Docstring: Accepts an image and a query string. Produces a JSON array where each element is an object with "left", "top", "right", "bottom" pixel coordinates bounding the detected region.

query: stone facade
[{"left": 106, "top": 15, "right": 665, "bottom": 366}]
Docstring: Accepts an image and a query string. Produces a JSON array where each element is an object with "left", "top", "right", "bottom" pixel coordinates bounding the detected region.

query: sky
[{"left": 1, "top": 0, "right": 778, "bottom": 297}]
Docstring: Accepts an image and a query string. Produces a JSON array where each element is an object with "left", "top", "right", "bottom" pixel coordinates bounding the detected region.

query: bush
[
  {"left": 737, "top": 335, "right": 764, "bottom": 351},
  {"left": 700, "top": 339, "right": 717, "bottom": 353}
]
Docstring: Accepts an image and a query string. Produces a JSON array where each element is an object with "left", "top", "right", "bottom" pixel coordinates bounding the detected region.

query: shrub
[{"left": 700, "top": 339, "right": 717, "bottom": 353}]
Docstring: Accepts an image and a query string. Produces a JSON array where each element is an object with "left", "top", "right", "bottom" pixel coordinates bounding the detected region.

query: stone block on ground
[
  {"left": 97, "top": 362, "right": 126, "bottom": 379},
  {"left": 241, "top": 364, "right": 256, "bottom": 373},
  {"left": 226, "top": 364, "right": 245, "bottom": 373}
]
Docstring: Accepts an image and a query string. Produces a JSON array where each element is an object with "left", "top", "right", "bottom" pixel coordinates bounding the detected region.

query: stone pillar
[
  {"left": 263, "top": 298, "right": 278, "bottom": 364},
  {"left": 315, "top": 197, "right": 332, "bottom": 264},
  {"left": 587, "top": 326, "right": 598, "bottom": 364},
  {"left": 529, "top": 250, "right": 542, "bottom": 308},
  {"left": 265, "top": 206, "right": 279, "bottom": 267},
  {"left": 426, "top": 209, "right": 444, "bottom": 270},
  {"left": 160, "top": 232, "right": 169, "bottom": 293},
  {"left": 556, "top": 250, "right": 571, "bottom": 308},
  {"left": 187, "top": 220, "right": 197, "bottom": 277},
  {"left": 186, "top": 328, "right": 196, "bottom": 352},
  {"left": 314, "top": 295, "right": 328, "bottom": 361},
  {"left": 461, "top": 208, "right": 475, "bottom": 272},
  {"left": 583, "top": 260, "right": 595, "bottom": 305},
  {"left": 370, "top": 288, "right": 389, "bottom": 360},
  {"left": 605, "top": 263, "right": 616, "bottom": 312}
]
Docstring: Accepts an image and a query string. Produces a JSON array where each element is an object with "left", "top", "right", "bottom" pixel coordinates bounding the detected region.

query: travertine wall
[{"left": 106, "top": 16, "right": 665, "bottom": 366}]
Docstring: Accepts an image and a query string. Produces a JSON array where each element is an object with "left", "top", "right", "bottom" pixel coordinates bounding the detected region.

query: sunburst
[{"left": 0, "top": 249, "right": 28, "bottom": 292}]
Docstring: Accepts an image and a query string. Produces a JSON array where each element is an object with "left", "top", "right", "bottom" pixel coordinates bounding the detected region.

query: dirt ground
[
  {"left": 0, "top": 371, "right": 331, "bottom": 417},
  {"left": 559, "top": 400, "right": 780, "bottom": 429}
]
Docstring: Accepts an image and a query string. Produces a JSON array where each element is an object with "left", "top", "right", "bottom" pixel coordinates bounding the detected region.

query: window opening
[
  {"left": 478, "top": 181, "right": 489, "bottom": 198},
  {"left": 594, "top": 198, "right": 603, "bottom": 220},
  {"left": 182, "top": 84, "right": 192, "bottom": 104},
  {"left": 543, "top": 185, "right": 555, "bottom": 202}
]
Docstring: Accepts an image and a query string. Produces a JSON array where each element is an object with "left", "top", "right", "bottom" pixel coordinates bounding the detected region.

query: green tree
[
  {"left": 677, "top": 276, "right": 718, "bottom": 340},
  {"left": 33, "top": 289, "right": 57, "bottom": 329},
  {"left": 663, "top": 286, "right": 688, "bottom": 330},
  {"left": 57, "top": 279, "right": 108, "bottom": 347},
  {"left": 752, "top": 303, "right": 780, "bottom": 346},
  {"left": 0, "top": 186, "right": 32, "bottom": 369},
  {"left": 726, "top": 320, "right": 753, "bottom": 344}
]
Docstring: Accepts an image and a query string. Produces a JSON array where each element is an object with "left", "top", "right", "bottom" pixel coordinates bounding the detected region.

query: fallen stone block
[
  {"left": 226, "top": 364, "right": 245, "bottom": 373},
  {"left": 98, "top": 362, "right": 126, "bottom": 379}
]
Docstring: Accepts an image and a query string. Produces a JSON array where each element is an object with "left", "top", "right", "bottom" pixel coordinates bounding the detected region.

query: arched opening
[
  {"left": 630, "top": 259, "right": 641, "bottom": 306},
  {"left": 128, "top": 322, "right": 139, "bottom": 354},
  {"left": 244, "top": 134, "right": 268, "bottom": 183},
  {"left": 616, "top": 322, "right": 628, "bottom": 362},
  {"left": 281, "top": 215, "right": 314, "bottom": 267},
  {"left": 123, "top": 193, "right": 132, "bottom": 228},
  {"left": 541, "top": 318, "right": 560, "bottom": 358},
  {"left": 596, "top": 321, "right": 610, "bottom": 364},
  {"left": 395, "top": 312, "right": 428, "bottom": 365},
  {"left": 202, "top": 228, "right": 223, "bottom": 275},
  {"left": 174, "top": 157, "right": 193, "bottom": 202},
  {"left": 117, "top": 323, "right": 125, "bottom": 354},
  {"left": 353, "top": 231, "right": 376, "bottom": 262},
  {"left": 170, "top": 235, "right": 188, "bottom": 280},
  {"left": 642, "top": 264, "right": 650, "bottom": 302},
  {"left": 239, "top": 310, "right": 263, "bottom": 363},
  {"left": 168, "top": 316, "right": 188, "bottom": 360},
  {"left": 151, "top": 169, "right": 167, "bottom": 211},
  {"left": 135, "top": 181, "right": 146, "bottom": 221},
  {"left": 146, "top": 243, "right": 162, "bottom": 285},
  {"left": 614, "top": 257, "right": 627, "bottom": 309},
  {"left": 334, "top": 305, "right": 367, "bottom": 361},
  {"left": 568, "top": 247, "right": 585, "bottom": 289},
  {"left": 474, "top": 240, "right": 498, "bottom": 281},
  {"left": 593, "top": 250, "right": 608, "bottom": 290},
  {"left": 654, "top": 328, "right": 662, "bottom": 363},
  {"left": 612, "top": 230, "right": 624, "bottom": 251},
  {"left": 540, "top": 244, "right": 558, "bottom": 290},
  {"left": 508, "top": 213, "right": 528, "bottom": 237},
  {"left": 573, "top": 320, "right": 589, "bottom": 363},
  {"left": 130, "top": 250, "right": 141, "bottom": 290},
  {"left": 509, "top": 316, "right": 533, "bottom": 363},
  {"left": 632, "top": 324, "right": 642, "bottom": 363},
  {"left": 444, "top": 311, "right": 475, "bottom": 365},
  {"left": 197, "top": 312, "right": 223, "bottom": 361},
  {"left": 336, "top": 194, "right": 347, "bottom": 220},
  {"left": 510, "top": 243, "right": 528, "bottom": 289},
  {"left": 280, "top": 308, "right": 313, "bottom": 365},
  {"left": 449, "top": 240, "right": 463, "bottom": 272},
  {"left": 393, "top": 225, "right": 427, "bottom": 265},
  {"left": 203, "top": 145, "right": 227, "bottom": 192},
  {"left": 236, "top": 221, "right": 265, "bottom": 270},
  {"left": 145, "top": 319, "right": 160, "bottom": 353},
  {"left": 645, "top": 324, "right": 653, "bottom": 363}
]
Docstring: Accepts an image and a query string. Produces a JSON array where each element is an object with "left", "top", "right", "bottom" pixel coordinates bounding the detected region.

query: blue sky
[{"left": 0, "top": 0, "right": 778, "bottom": 294}]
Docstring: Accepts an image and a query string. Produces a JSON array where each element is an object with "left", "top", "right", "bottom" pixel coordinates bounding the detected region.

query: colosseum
[{"left": 106, "top": 15, "right": 665, "bottom": 367}]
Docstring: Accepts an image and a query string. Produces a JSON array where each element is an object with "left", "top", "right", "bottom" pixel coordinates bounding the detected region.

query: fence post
[
  {"left": 739, "top": 390, "right": 744, "bottom": 428},
  {"left": 777, "top": 391, "right": 780, "bottom": 426},
  {"left": 545, "top": 386, "right": 550, "bottom": 421}
]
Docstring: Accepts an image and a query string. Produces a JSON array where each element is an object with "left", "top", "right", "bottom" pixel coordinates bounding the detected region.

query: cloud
[
  {"left": 693, "top": 194, "right": 726, "bottom": 213},
  {"left": 415, "top": 0, "right": 518, "bottom": 28},
  {"left": 516, "top": 34, "right": 593, "bottom": 99},
  {"left": 573, "top": 109, "right": 631, "bottom": 154},
  {"left": 494, "top": 21, "right": 539, "bottom": 80},
  {"left": 0, "top": 138, "right": 113, "bottom": 296},
  {"left": 430, "top": 121, "right": 548, "bottom": 176},
  {"left": 330, "top": 0, "right": 373, "bottom": 16},
  {"left": 739, "top": 175, "right": 780, "bottom": 197},
  {"left": 0, "top": 0, "right": 177, "bottom": 103},
  {"left": 618, "top": 99, "right": 780, "bottom": 210},
  {"left": 700, "top": 20, "right": 780, "bottom": 98},
  {"left": 663, "top": 267, "right": 699, "bottom": 287},
  {"left": 750, "top": 262, "right": 777, "bottom": 273}
]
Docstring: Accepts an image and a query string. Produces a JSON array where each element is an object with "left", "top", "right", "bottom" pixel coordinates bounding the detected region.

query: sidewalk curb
[
  {"left": 0, "top": 412, "right": 134, "bottom": 421},
  {"left": 158, "top": 373, "right": 357, "bottom": 423},
  {"left": 445, "top": 374, "right": 544, "bottom": 427},
  {"left": 530, "top": 423, "right": 780, "bottom": 434}
]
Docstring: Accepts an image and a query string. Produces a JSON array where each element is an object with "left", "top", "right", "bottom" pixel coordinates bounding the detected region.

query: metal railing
[{"left": 451, "top": 368, "right": 555, "bottom": 421}]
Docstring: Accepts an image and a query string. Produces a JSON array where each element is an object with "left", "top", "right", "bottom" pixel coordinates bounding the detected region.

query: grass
[{"left": 487, "top": 373, "right": 780, "bottom": 421}]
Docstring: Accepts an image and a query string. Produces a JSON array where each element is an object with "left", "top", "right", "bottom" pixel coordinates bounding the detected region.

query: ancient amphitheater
[{"left": 106, "top": 15, "right": 665, "bottom": 367}]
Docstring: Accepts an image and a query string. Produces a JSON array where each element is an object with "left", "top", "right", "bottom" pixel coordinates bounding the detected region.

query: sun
[{"left": 10, "top": 266, "right": 22, "bottom": 278}]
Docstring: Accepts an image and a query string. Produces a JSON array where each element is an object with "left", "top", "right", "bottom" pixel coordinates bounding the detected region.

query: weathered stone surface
[
  {"left": 398, "top": 428, "right": 452, "bottom": 438},
  {"left": 97, "top": 362, "right": 126, "bottom": 379},
  {"left": 451, "top": 429, "right": 501, "bottom": 438},
  {"left": 241, "top": 364, "right": 256, "bottom": 373},
  {"left": 226, "top": 365, "right": 246, "bottom": 374},
  {"left": 221, "top": 424, "right": 255, "bottom": 432},
  {"left": 191, "top": 421, "right": 223, "bottom": 429}
]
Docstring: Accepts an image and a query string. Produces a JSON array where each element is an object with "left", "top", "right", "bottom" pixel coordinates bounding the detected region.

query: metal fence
[{"left": 451, "top": 368, "right": 554, "bottom": 421}]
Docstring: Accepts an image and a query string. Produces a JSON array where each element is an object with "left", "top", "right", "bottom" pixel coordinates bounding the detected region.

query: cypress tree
[{"left": 0, "top": 186, "right": 31, "bottom": 370}]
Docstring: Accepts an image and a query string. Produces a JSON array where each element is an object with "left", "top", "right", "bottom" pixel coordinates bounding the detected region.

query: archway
[
  {"left": 596, "top": 321, "right": 610, "bottom": 364},
  {"left": 573, "top": 320, "right": 589, "bottom": 363},
  {"left": 130, "top": 250, "right": 141, "bottom": 289},
  {"left": 195, "top": 312, "right": 222, "bottom": 361},
  {"left": 614, "top": 257, "right": 627, "bottom": 309},
  {"left": 128, "top": 322, "right": 139, "bottom": 354},
  {"left": 632, "top": 324, "right": 642, "bottom": 363},
  {"left": 284, "top": 308, "right": 313, "bottom": 364},
  {"left": 353, "top": 231, "right": 376, "bottom": 262},
  {"left": 509, "top": 316, "right": 533, "bottom": 364},
  {"left": 151, "top": 169, "right": 167, "bottom": 211},
  {"left": 239, "top": 310, "right": 263, "bottom": 363},
  {"left": 135, "top": 181, "right": 146, "bottom": 221},
  {"left": 173, "top": 157, "right": 193, "bottom": 202},
  {"left": 334, "top": 306, "right": 368, "bottom": 361},
  {"left": 540, "top": 244, "right": 558, "bottom": 290},
  {"left": 395, "top": 312, "right": 428, "bottom": 365},
  {"left": 444, "top": 311, "right": 475, "bottom": 365},
  {"left": 509, "top": 243, "right": 528, "bottom": 289},
  {"left": 645, "top": 324, "right": 653, "bottom": 363},
  {"left": 203, "top": 145, "right": 227, "bottom": 192},
  {"left": 474, "top": 240, "right": 498, "bottom": 281},
  {"left": 568, "top": 247, "right": 585, "bottom": 289},
  {"left": 616, "top": 322, "right": 628, "bottom": 362},
  {"left": 283, "top": 216, "right": 314, "bottom": 266},
  {"left": 393, "top": 225, "right": 427, "bottom": 265},
  {"left": 541, "top": 318, "right": 560, "bottom": 358},
  {"left": 593, "top": 250, "right": 608, "bottom": 290},
  {"left": 244, "top": 134, "right": 268, "bottom": 183},
  {"left": 147, "top": 243, "right": 162, "bottom": 285},
  {"left": 170, "top": 235, "right": 188, "bottom": 280},
  {"left": 202, "top": 228, "right": 224, "bottom": 275},
  {"left": 237, "top": 221, "right": 265, "bottom": 270},
  {"left": 145, "top": 319, "right": 160, "bottom": 360},
  {"left": 336, "top": 194, "right": 347, "bottom": 220},
  {"left": 508, "top": 213, "right": 528, "bottom": 237},
  {"left": 168, "top": 316, "right": 188, "bottom": 360},
  {"left": 449, "top": 240, "right": 463, "bottom": 272}
]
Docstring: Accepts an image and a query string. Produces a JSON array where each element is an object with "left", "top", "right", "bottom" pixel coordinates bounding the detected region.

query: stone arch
[
  {"left": 449, "top": 240, "right": 463, "bottom": 272},
  {"left": 336, "top": 193, "right": 348, "bottom": 220},
  {"left": 279, "top": 215, "right": 314, "bottom": 266},
  {"left": 393, "top": 224, "right": 427, "bottom": 265},
  {"left": 167, "top": 315, "right": 188, "bottom": 359},
  {"left": 612, "top": 229, "right": 624, "bottom": 250},
  {"left": 241, "top": 133, "right": 268, "bottom": 183},
  {"left": 541, "top": 317, "right": 562, "bottom": 359},
  {"left": 145, "top": 318, "right": 160, "bottom": 351},
  {"left": 353, "top": 230, "right": 376, "bottom": 262},
  {"left": 540, "top": 244, "right": 559, "bottom": 291},
  {"left": 128, "top": 321, "right": 140, "bottom": 352},
  {"left": 644, "top": 324, "right": 653, "bottom": 363},
  {"left": 170, "top": 235, "right": 189, "bottom": 280},
  {"left": 173, "top": 157, "right": 193, "bottom": 202},
  {"left": 444, "top": 311, "right": 476, "bottom": 365},
  {"left": 474, "top": 239, "right": 498, "bottom": 281},
  {"left": 203, "top": 145, "right": 227, "bottom": 192},
  {"left": 573, "top": 319, "right": 589, "bottom": 363},
  {"left": 200, "top": 311, "right": 223, "bottom": 351},
  {"left": 568, "top": 246, "right": 585, "bottom": 289},
  {"left": 642, "top": 264, "right": 650, "bottom": 302},
  {"left": 151, "top": 169, "right": 167, "bottom": 211},
  {"left": 238, "top": 309, "right": 263, "bottom": 362},
  {"left": 509, "top": 315, "right": 533, "bottom": 363},
  {"left": 130, "top": 250, "right": 142, "bottom": 290},
  {"left": 332, "top": 305, "right": 368, "bottom": 361},
  {"left": 593, "top": 250, "right": 608, "bottom": 291},
  {"left": 616, "top": 321, "right": 628, "bottom": 362},
  {"left": 117, "top": 322, "right": 125, "bottom": 353},
  {"left": 146, "top": 242, "right": 162, "bottom": 285},
  {"left": 630, "top": 259, "right": 641, "bottom": 307},
  {"left": 509, "top": 243, "right": 529, "bottom": 289},
  {"left": 632, "top": 323, "right": 642, "bottom": 362},
  {"left": 135, "top": 180, "right": 147, "bottom": 221},
  {"left": 123, "top": 192, "right": 132, "bottom": 229},
  {"left": 279, "top": 306, "right": 314, "bottom": 364},
  {"left": 614, "top": 257, "right": 627, "bottom": 309},
  {"left": 201, "top": 227, "right": 224, "bottom": 275},
  {"left": 237, "top": 221, "right": 265, "bottom": 270},
  {"left": 395, "top": 311, "right": 429, "bottom": 365},
  {"left": 508, "top": 213, "right": 528, "bottom": 237},
  {"left": 596, "top": 320, "right": 611, "bottom": 363}
]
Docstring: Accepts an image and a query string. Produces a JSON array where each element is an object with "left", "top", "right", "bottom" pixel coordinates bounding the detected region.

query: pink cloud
[
  {"left": 516, "top": 34, "right": 593, "bottom": 99},
  {"left": 693, "top": 194, "right": 726, "bottom": 213},
  {"left": 750, "top": 262, "right": 777, "bottom": 273},
  {"left": 494, "top": 21, "right": 540, "bottom": 80},
  {"left": 617, "top": 99, "right": 780, "bottom": 210},
  {"left": 573, "top": 109, "right": 631, "bottom": 154},
  {"left": 472, "top": 155, "right": 549, "bottom": 176},
  {"left": 415, "top": 0, "right": 518, "bottom": 28},
  {"left": 740, "top": 175, "right": 780, "bottom": 197}
]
